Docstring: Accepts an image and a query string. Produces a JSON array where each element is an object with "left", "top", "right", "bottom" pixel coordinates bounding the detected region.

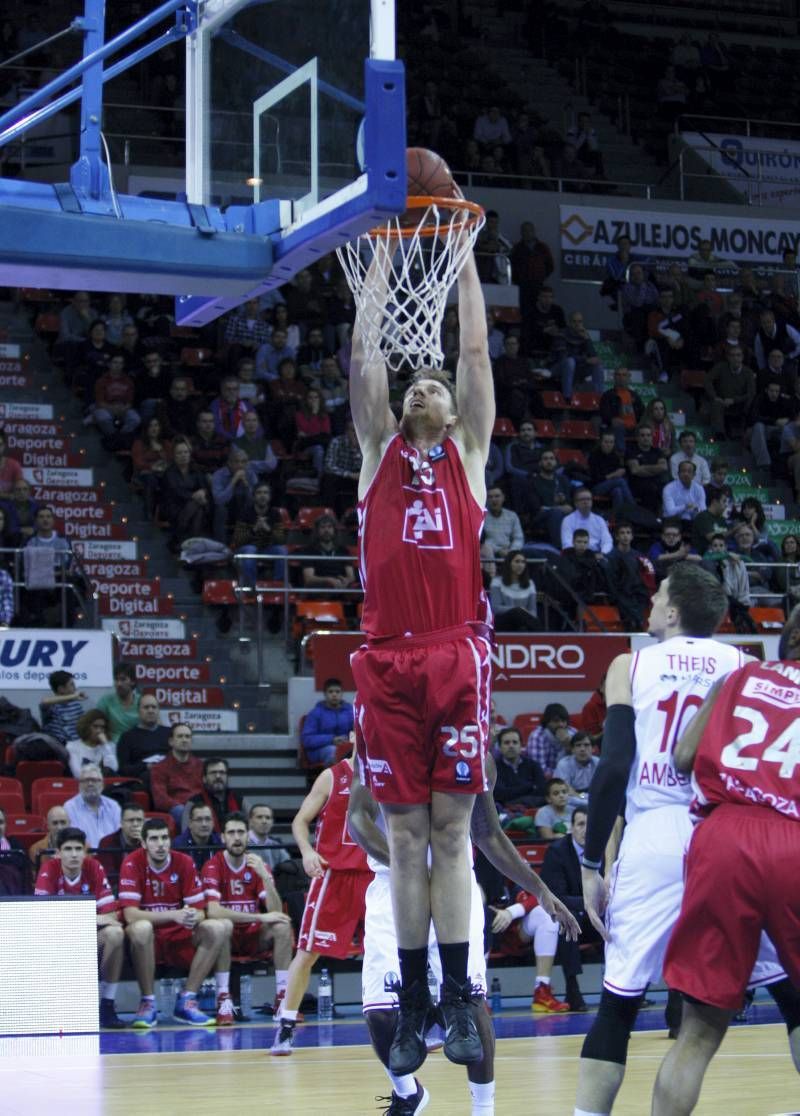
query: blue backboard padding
[{"left": 0, "top": 202, "right": 276, "bottom": 297}]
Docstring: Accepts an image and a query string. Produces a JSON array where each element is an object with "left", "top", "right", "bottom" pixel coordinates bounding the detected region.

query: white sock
[
  {"left": 386, "top": 1070, "right": 417, "bottom": 1098},
  {"left": 574, "top": 1109, "right": 609, "bottom": 1116},
  {"left": 282, "top": 1008, "right": 298, "bottom": 1023},
  {"left": 99, "top": 982, "right": 117, "bottom": 1000},
  {"left": 536, "top": 975, "right": 551, "bottom": 986},
  {"left": 215, "top": 972, "right": 230, "bottom": 995},
  {"left": 276, "top": 970, "right": 288, "bottom": 995},
  {"left": 470, "top": 1080, "right": 495, "bottom": 1113}
]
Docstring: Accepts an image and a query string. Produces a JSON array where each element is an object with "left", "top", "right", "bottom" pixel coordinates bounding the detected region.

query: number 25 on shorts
[{"left": 441, "top": 725, "right": 481, "bottom": 759}]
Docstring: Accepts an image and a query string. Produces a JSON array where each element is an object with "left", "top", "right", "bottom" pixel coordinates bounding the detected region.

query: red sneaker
[
  {"left": 531, "top": 983, "right": 570, "bottom": 1014},
  {"left": 216, "top": 993, "right": 235, "bottom": 1026}
]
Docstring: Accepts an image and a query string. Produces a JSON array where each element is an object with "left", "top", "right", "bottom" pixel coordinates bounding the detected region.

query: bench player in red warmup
[
  {"left": 203, "top": 812, "right": 293, "bottom": 1025},
  {"left": 270, "top": 749, "right": 371, "bottom": 1054},
  {"left": 34, "top": 825, "right": 126, "bottom": 1028},
  {"left": 652, "top": 604, "right": 800, "bottom": 1114},
  {"left": 119, "top": 817, "right": 230, "bottom": 1027}
]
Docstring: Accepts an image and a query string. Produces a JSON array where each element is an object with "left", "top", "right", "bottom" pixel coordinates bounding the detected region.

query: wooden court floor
[{"left": 0, "top": 1024, "right": 797, "bottom": 1115}]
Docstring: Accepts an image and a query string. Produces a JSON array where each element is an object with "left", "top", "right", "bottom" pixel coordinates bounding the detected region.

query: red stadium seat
[
  {"left": 492, "top": 417, "right": 517, "bottom": 438},
  {"left": 511, "top": 842, "right": 548, "bottom": 869},
  {"left": 0, "top": 776, "right": 23, "bottom": 799},
  {"left": 532, "top": 419, "right": 557, "bottom": 440},
  {"left": 580, "top": 604, "right": 624, "bottom": 632},
  {"left": 5, "top": 813, "right": 45, "bottom": 833},
  {"left": 541, "top": 391, "right": 567, "bottom": 412},
  {"left": 202, "top": 579, "right": 238, "bottom": 606},
  {"left": 0, "top": 792, "right": 25, "bottom": 815},
  {"left": 555, "top": 448, "right": 588, "bottom": 469},
  {"left": 15, "top": 761, "right": 65, "bottom": 810},
  {"left": 557, "top": 420, "right": 596, "bottom": 442},
  {"left": 180, "top": 346, "right": 214, "bottom": 366},
  {"left": 569, "top": 392, "right": 601, "bottom": 412},
  {"left": 31, "top": 777, "right": 79, "bottom": 816},
  {"left": 512, "top": 713, "right": 541, "bottom": 740},
  {"left": 749, "top": 606, "right": 785, "bottom": 632},
  {"left": 294, "top": 506, "right": 337, "bottom": 533}
]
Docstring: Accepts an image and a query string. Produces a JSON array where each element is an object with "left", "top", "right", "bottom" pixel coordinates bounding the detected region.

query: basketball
[{"left": 406, "top": 147, "right": 457, "bottom": 198}]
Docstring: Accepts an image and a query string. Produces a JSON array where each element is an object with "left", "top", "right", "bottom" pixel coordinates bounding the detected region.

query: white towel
[{"left": 24, "top": 546, "right": 56, "bottom": 589}]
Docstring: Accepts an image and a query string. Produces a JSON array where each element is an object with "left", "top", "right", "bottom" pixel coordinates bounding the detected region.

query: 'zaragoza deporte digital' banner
[{"left": 559, "top": 203, "right": 800, "bottom": 281}]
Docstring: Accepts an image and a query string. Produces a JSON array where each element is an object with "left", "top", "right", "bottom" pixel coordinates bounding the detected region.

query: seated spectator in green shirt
[{"left": 96, "top": 662, "right": 140, "bottom": 742}]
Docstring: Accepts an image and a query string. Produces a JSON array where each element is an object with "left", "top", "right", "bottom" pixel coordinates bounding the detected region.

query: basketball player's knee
[
  {"left": 581, "top": 990, "right": 642, "bottom": 1065},
  {"left": 102, "top": 923, "right": 125, "bottom": 949},
  {"left": 126, "top": 920, "right": 153, "bottom": 946}
]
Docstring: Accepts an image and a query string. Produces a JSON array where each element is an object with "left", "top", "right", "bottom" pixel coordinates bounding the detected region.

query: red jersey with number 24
[
  {"left": 358, "top": 434, "right": 488, "bottom": 639},
  {"left": 692, "top": 659, "right": 800, "bottom": 822},
  {"left": 314, "top": 759, "right": 369, "bottom": 872}
]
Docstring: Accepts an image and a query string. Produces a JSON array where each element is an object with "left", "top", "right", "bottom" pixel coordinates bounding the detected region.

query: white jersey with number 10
[{"left": 626, "top": 636, "right": 746, "bottom": 823}]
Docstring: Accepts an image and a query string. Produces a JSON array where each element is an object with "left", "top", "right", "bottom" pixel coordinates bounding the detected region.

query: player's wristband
[{"left": 581, "top": 856, "right": 603, "bottom": 871}]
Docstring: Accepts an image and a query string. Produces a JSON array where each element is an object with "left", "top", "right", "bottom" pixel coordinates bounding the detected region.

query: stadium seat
[
  {"left": 5, "top": 813, "right": 45, "bottom": 833},
  {"left": 580, "top": 604, "right": 624, "bottom": 632},
  {"left": 555, "top": 448, "right": 588, "bottom": 469},
  {"left": 569, "top": 391, "right": 601, "bottom": 412},
  {"left": 180, "top": 346, "right": 214, "bottom": 366},
  {"left": 15, "top": 761, "right": 65, "bottom": 809},
  {"left": 492, "top": 417, "right": 517, "bottom": 438},
  {"left": 511, "top": 842, "right": 548, "bottom": 869},
  {"left": 0, "top": 791, "right": 25, "bottom": 815},
  {"left": 532, "top": 419, "right": 558, "bottom": 440},
  {"left": 749, "top": 606, "right": 785, "bottom": 631},
  {"left": 512, "top": 712, "right": 541, "bottom": 740},
  {"left": 541, "top": 391, "right": 567, "bottom": 411},
  {"left": 31, "top": 777, "right": 79, "bottom": 816},
  {"left": 558, "top": 420, "right": 596, "bottom": 442},
  {"left": 34, "top": 312, "right": 60, "bottom": 335},
  {"left": 202, "top": 579, "right": 237, "bottom": 606},
  {"left": 294, "top": 506, "right": 337, "bottom": 533},
  {"left": 0, "top": 776, "right": 23, "bottom": 799}
]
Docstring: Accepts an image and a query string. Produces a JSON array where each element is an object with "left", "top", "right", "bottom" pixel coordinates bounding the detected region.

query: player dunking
[
  {"left": 652, "top": 606, "right": 800, "bottom": 1114},
  {"left": 574, "top": 563, "right": 787, "bottom": 1116},
  {"left": 349, "top": 239, "right": 499, "bottom": 1075}
]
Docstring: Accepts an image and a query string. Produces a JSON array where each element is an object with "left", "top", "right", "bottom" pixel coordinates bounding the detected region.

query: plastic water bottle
[
  {"left": 317, "top": 968, "right": 333, "bottom": 1021},
  {"left": 239, "top": 975, "right": 253, "bottom": 1020},
  {"left": 490, "top": 977, "right": 502, "bottom": 1014},
  {"left": 157, "top": 977, "right": 174, "bottom": 1018},
  {"left": 199, "top": 979, "right": 216, "bottom": 1012},
  {"left": 427, "top": 964, "right": 439, "bottom": 1006}
]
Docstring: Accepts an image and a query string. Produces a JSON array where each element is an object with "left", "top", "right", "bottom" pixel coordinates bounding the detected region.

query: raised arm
[
  {"left": 349, "top": 248, "right": 398, "bottom": 492},
  {"left": 455, "top": 249, "right": 495, "bottom": 462}
]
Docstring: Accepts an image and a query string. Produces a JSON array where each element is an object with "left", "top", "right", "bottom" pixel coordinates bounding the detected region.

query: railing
[
  {"left": 677, "top": 113, "right": 800, "bottom": 142},
  {"left": 0, "top": 545, "right": 97, "bottom": 628},
  {"left": 675, "top": 140, "right": 800, "bottom": 207}
]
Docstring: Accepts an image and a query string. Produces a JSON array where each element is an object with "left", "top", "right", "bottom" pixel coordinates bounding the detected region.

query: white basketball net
[{"left": 336, "top": 199, "right": 485, "bottom": 372}]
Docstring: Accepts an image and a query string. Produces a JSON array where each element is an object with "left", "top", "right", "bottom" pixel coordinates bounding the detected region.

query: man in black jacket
[
  {"left": 540, "top": 805, "right": 604, "bottom": 1010},
  {"left": 493, "top": 727, "right": 547, "bottom": 813}
]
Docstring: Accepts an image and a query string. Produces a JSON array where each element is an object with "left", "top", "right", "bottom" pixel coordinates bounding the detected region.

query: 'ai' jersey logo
[{"left": 402, "top": 487, "right": 454, "bottom": 549}]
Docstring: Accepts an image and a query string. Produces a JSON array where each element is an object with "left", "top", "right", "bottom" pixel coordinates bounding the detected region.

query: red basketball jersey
[
  {"left": 34, "top": 855, "right": 116, "bottom": 914},
  {"left": 693, "top": 660, "right": 800, "bottom": 822},
  {"left": 202, "top": 851, "right": 268, "bottom": 914},
  {"left": 315, "top": 759, "right": 369, "bottom": 872},
  {"left": 358, "top": 434, "right": 488, "bottom": 639},
  {"left": 118, "top": 848, "right": 206, "bottom": 911}
]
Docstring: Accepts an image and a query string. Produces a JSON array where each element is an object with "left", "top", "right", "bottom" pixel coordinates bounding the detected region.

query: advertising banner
[
  {"left": 33, "top": 486, "right": 102, "bottom": 506},
  {"left": 98, "top": 592, "right": 172, "bottom": 617},
  {"left": 0, "top": 629, "right": 114, "bottom": 688},
  {"left": 146, "top": 685, "right": 225, "bottom": 708},
  {"left": 6, "top": 435, "right": 73, "bottom": 453},
  {"left": 63, "top": 521, "right": 130, "bottom": 541},
  {"left": 134, "top": 662, "right": 211, "bottom": 685},
  {"left": 683, "top": 132, "right": 800, "bottom": 209},
  {"left": 559, "top": 203, "right": 800, "bottom": 281},
  {"left": 102, "top": 617, "right": 186, "bottom": 639},
  {"left": 19, "top": 450, "right": 84, "bottom": 469},
  {"left": 82, "top": 560, "right": 148, "bottom": 581},
  {"left": 75, "top": 540, "right": 138, "bottom": 560},
  {"left": 119, "top": 638, "right": 197, "bottom": 660},
  {"left": 0, "top": 402, "right": 53, "bottom": 420},
  {"left": 312, "top": 633, "right": 628, "bottom": 692},
  {"left": 23, "top": 466, "right": 94, "bottom": 488},
  {"left": 160, "top": 708, "right": 239, "bottom": 732}
]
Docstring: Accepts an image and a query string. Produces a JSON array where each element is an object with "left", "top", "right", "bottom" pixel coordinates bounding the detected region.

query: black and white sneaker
[
  {"left": 376, "top": 1080, "right": 430, "bottom": 1114},
  {"left": 388, "top": 980, "right": 433, "bottom": 1076},
  {"left": 438, "top": 975, "right": 483, "bottom": 1066},
  {"left": 269, "top": 1019, "right": 296, "bottom": 1056}
]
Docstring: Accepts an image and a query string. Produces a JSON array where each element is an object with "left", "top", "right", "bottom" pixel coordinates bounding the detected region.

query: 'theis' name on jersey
[{"left": 665, "top": 653, "right": 717, "bottom": 674}]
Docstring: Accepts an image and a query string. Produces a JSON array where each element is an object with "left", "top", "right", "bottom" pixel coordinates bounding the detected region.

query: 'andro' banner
[
  {"left": 559, "top": 203, "right": 800, "bottom": 280},
  {"left": 0, "top": 629, "right": 114, "bottom": 688},
  {"left": 683, "top": 133, "right": 800, "bottom": 209}
]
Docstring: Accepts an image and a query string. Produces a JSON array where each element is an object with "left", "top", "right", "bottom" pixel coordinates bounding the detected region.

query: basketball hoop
[{"left": 336, "top": 195, "right": 485, "bottom": 372}]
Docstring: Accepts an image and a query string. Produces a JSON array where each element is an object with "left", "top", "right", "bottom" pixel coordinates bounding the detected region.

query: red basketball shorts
[
  {"left": 154, "top": 924, "right": 195, "bottom": 969},
  {"left": 297, "top": 868, "right": 371, "bottom": 959},
  {"left": 232, "top": 922, "right": 264, "bottom": 957},
  {"left": 664, "top": 803, "right": 800, "bottom": 1011},
  {"left": 351, "top": 625, "right": 491, "bottom": 805}
]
